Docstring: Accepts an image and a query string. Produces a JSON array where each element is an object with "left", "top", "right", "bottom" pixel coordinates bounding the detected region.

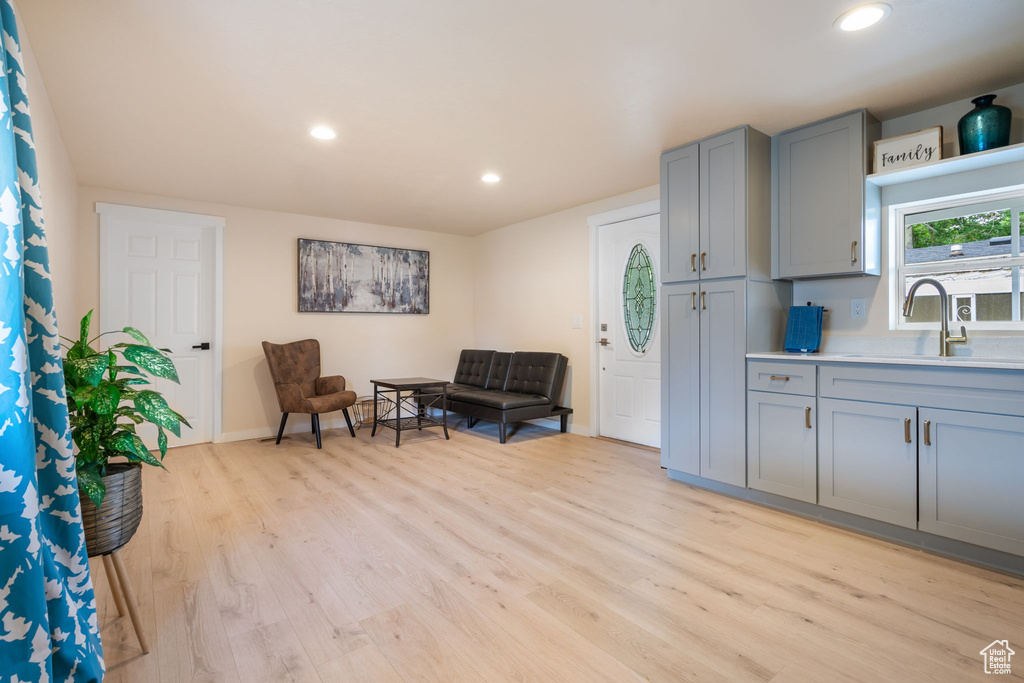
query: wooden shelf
[{"left": 866, "top": 141, "right": 1024, "bottom": 187}]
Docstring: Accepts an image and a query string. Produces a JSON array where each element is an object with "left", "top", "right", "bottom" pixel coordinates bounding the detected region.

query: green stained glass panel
[{"left": 622, "top": 243, "right": 657, "bottom": 353}]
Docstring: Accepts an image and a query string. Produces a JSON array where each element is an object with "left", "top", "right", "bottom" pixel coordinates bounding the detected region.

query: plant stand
[
  {"left": 100, "top": 550, "right": 149, "bottom": 653},
  {"left": 81, "top": 462, "right": 148, "bottom": 654}
]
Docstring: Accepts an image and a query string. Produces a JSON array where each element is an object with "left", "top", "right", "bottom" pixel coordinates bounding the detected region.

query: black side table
[{"left": 371, "top": 377, "right": 450, "bottom": 447}]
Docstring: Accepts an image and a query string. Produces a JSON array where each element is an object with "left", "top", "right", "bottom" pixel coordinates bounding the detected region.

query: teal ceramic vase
[{"left": 957, "top": 94, "right": 1011, "bottom": 155}]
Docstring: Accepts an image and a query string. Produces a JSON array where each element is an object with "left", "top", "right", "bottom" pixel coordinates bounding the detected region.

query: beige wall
[
  {"left": 17, "top": 4, "right": 79, "bottom": 332},
  {"left": 793, "top": 81, "right": 1024, "bottom": 347},
  {"left": 473, "top": 185, "right": 659, "bottom": 434},
  {"left": 76, "top": 187, "right": 476, "bottom": 440}
]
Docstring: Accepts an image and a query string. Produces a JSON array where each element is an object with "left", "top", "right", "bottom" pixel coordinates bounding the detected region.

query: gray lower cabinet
[
  {"left": 699, "top": 280, "right": 746, "bottom": 486},
  {"left": 747, "top": 391, "right": 816, "bottom": 503},
  {"left": 919, "top": 408, "right": 1024, "bottom": 556},
  {"left": 661, "top": 283, "right": 700, "bottom": 474},
  {"left": 773, "top": 109, "right": 880, "bottom": 279},
  {"left": 818, "top": 397, "right": 918, "bottom": 529}
]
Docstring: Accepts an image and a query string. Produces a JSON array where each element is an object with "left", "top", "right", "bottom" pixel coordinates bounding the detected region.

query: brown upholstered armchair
[{"left": 262, "top": 339, "right": 357, "bottom": 449}]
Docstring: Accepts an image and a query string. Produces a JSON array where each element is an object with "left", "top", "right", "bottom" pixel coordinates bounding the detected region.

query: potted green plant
[{"left": 62, "top": 310, "right": 189, "bottom": 555}]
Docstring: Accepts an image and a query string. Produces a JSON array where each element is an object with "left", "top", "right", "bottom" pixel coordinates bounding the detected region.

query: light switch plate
[
  {"left": 571, "top": 315, "right": 582, "bottom": 329},
  {"left": 851, "top": 298, "right": 866, "bottom": 319}
]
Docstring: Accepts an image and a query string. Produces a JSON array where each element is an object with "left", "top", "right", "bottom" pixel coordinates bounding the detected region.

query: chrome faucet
[{"left": 902, "top": 278, "right": 968, "bottom": 357}]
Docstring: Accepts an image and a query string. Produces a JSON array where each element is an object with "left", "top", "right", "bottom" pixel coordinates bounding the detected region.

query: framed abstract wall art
[{"left": 297, "top": 239, "right": 429, "bottom": 313}]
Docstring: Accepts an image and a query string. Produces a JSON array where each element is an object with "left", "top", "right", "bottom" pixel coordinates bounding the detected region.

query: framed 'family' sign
[{"left": 873, "top": 126, "right": 943, "bottom": 173}]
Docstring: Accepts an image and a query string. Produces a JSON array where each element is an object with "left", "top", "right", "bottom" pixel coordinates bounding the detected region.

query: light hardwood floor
[{"left": 92, "top": 418, "right": 1024, "bottom": 682}]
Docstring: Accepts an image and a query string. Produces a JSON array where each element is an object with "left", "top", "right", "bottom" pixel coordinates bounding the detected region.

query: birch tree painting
[{"left": 298, "top": 239, "right": 430, "bottom": 313}]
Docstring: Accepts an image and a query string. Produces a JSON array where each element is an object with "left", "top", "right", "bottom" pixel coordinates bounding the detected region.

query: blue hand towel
[{"left": 785, "top": 306, "right": 823, "bottom": 353}]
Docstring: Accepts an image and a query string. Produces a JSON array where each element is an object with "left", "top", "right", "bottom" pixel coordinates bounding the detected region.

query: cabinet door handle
[
  {"left": 904, "top": 417, "right": 912, "bottom": 443},
  {"left": 691, "top": 253, "right": 697, "bottom": 272},
  {"left": 769, "top": 375, "right": 790, "bottom": 381},
  {"left": 700, "top": 252, "right": 707, "bottom": 271},
  {"left": 851, "top": 240, "right": 858, "bottom": 264},
  {"left": 700, "top": 290, "right": 706, "bottom": 310},
  {"left": 691, "top": 291, "right": 697, "bottom": 310},
  {"left": 805, "top": 407, "right": 812, "bottom": 429},
  {"left": 923, "top": 420, "right": 931, "bottom": 446}
]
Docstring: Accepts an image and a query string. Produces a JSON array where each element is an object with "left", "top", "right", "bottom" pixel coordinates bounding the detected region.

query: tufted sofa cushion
[
  {"left": 504, "top": 352, "right": 568, "bottom": 403},
  {"left": 485, "top": 352, "right": 513, "bottom": 390},
  {"left": 453, "top": 349, "right": 495, "bottom": 387}
]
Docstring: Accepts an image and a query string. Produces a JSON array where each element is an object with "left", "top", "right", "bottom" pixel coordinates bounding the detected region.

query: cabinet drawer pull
[
  {"left": 851, "top": 240, "right": 858, "bottom": 264},
  {"left": 691, "top": 291, "right": 697, "bottom": 310},
  {"left": 700, "top": 291, "right": 706, "bottom": 310},
  {"left": 769, "top": 375, "right": 790, "bottom": 381},
  {"left": 805, "top": 407, "right": 812, "bottom": 429},
  {"left": 691, "top": 253, "right": 697, "bottom": 272},
  {"left": 904, "top": 417, "right": 912, "bottom": 443},
  {"left": 924, "top": 420, "right": 931, "bottom": 446},
  {"left": 700, "top": 252, "right": 708, "bottom": 271}
]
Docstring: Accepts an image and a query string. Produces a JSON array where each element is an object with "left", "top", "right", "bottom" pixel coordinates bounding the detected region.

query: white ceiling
[{"left": 17, "top": 0, "right": 1024, "bottom": 235}]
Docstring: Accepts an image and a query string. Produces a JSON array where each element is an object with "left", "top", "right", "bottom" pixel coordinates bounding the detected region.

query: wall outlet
[
  {"left": 571, "top": 315, "right": 582, "bottom": 329},
  {"left": 850, "top": 298, "right": 866, "bottom": 319}
]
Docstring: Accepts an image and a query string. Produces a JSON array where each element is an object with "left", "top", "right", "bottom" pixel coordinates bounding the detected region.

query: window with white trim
[{"left": 894, "top": 190, "right": 1024, "bottom": 331}]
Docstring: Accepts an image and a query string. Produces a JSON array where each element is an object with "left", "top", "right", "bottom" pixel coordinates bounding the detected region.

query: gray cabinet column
[
  {"left": 661, "top": 283, "right": 700, "bottom": 474},
  {"left": 698, "top": 280, "right": 746, "bottom": 487}
]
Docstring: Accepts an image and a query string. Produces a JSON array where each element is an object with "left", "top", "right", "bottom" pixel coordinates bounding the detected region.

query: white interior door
[
  {"left": 100, "top": 205, "right": 220, "bottom": 447},
  {"left": 598, "top": 213, "right": 661, "bottom": 447}
]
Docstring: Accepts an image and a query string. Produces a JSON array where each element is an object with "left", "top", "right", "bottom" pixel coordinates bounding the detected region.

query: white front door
[
  {"left": 99, "top": 204, "right": 221, "bottom": 447},
  {"left": 597, "top": 213, "right": 661, "bottom": 447}
]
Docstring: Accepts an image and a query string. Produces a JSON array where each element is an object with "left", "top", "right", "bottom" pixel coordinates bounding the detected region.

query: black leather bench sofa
[{"left": 429, "top": 349, "right": 571, "bottom": 443}]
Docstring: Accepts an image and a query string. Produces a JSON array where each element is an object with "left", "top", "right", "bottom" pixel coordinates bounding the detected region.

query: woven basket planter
[{"left": 80, "top": 462, "right": 143, "bottom": 557}]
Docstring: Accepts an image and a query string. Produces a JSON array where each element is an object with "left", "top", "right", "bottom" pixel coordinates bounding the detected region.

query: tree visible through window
[
  {"left": 622, "top": 243, "right": 656, "bottom": 353},
  {"left": 897, "top": 194, "right": 1024, "bottom": 328}
]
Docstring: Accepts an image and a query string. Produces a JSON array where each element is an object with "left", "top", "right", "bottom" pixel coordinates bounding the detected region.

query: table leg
[
  {"left": 417, "top": 391, "right": 423, "bottom": 430},
  {"left": 371, "top": 384, "right": 378, "bottom": 437},
  {"left": 395, "top": 389, "right": 402, "bottom": 448},
  {"left": 442, "top": 385, "right": 450, "bottom": 439}
]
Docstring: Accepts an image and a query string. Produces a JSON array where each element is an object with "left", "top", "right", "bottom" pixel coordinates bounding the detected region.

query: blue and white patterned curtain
[{"left": 0, "top": 1, "right": 105, "bottom": 680}]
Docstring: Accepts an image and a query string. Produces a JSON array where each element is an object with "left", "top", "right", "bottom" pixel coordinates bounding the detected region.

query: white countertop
[{"left": 746, "top": 351, "right": 1024, "bottom": 371}]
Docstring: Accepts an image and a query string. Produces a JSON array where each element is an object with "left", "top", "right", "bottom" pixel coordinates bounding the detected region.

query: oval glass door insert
[{"left": 622, "top": 243, "right": 656, "bottom": 353}]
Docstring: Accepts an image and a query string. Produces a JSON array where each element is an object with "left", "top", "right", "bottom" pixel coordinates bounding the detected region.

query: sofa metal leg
[
  {"left": 467, "top": 416, "right": 476, "bottom": 429},
  {"left": 499, "top": 423, "right": 507, "bottom": 444},
  {"left": 276, "top": 413, "right": 289, "bottom": 445},
  {"left": 560, "top": 414, "right": 568, "bottom": 433},
  {"left": 313, "top": 413, "right": 322, "bottom": 449},
  {"left": 343, "top": 408, "right": 356, "bottom": 437}
]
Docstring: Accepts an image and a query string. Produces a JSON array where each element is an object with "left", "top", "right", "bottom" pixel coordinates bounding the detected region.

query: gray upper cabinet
[
  {"left": 661, "top": 126, "right": 771, "bottom": 284},
  {"left": 818, "top": 397, "right": 917, "bottom": 529},
  {"left": 919, "top": 408, "right": 1024, "bottom": 556},
  {"left": 661, "top": 282, "right": 700, "bottom": 474},
  {"left": 661, "top": 143, "right": 700, "bottom": 282},
  {"left": 698, "top": 280, "right": 747, "bottom": 487},
  {"left": 700, "top": 128, "right": 746, "bottom": 280},
  {"left": 774, "top": 110, "right": 881, "bottom": 279}
]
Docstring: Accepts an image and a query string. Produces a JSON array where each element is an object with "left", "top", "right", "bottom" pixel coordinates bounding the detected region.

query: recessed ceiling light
[
  {"left": 834, "top": 2, "right": 891, "bottom": 31},
  {"left": 309, "top": 126, "right": 336, "bottom": 140},
  {"left": 481, "top": 173, "right": 501, "bottom": 183}
]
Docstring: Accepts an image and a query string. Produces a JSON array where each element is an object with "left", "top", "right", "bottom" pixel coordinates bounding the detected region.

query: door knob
[
  {"left": 192, "top": 342, "right": 211, "bottom": 350},
  {"left": 597, "top": 338, "right": 610, "bottom": 346}
]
